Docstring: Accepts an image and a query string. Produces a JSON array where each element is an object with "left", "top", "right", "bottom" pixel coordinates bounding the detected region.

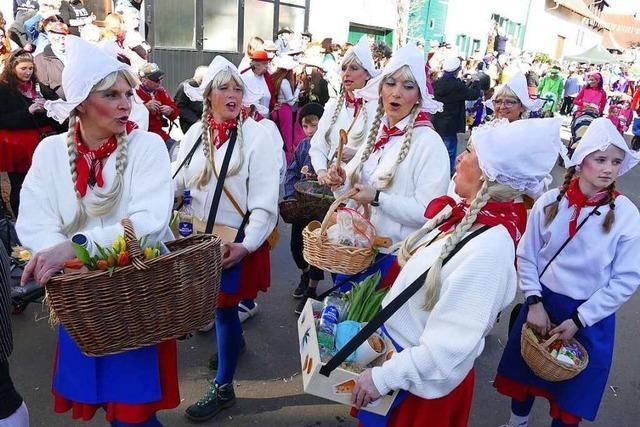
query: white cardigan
[
  {"left": 335, "top": 116, "right": 450, "bottom": 245},
  {"left": 518, "top": 189, "right": 640, "bottom": 327},
  {"left": 173, "top": 118, "right": 279, "bottom": 253},
  {"left": 309, "top": 97, "right": 378, "bottom": 172},
  {"left": 16, "top": 130, "right": 174, "bottom": 254},
  {"left": 372, "top": 225, "right": 517, "bottom": 399}
]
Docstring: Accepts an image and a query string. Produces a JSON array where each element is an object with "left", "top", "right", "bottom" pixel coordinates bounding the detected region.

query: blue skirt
[{"left": 496, "top": 286, "right": 615, "bottom": 421}]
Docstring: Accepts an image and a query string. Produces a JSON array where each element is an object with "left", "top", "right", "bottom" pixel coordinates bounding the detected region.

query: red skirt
[
  {"left": 353, "top": 369, "right": 475, "bottom": 427},
  {"left": 0, "top": 127, "right": 52, "bottom": 173},
  {"left": 494, "top": 374, "right": 581, "bottom": 425},
  {"left": 52, "top": 340, "right": 180, "bottom": 424},
  {"left": 217, "top": 242, "right": 271, "bottom": 307}
]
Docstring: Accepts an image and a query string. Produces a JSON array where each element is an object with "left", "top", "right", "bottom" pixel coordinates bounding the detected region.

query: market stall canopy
[{"left": 563, "top": 44, "right": 620, "bottom": 64}]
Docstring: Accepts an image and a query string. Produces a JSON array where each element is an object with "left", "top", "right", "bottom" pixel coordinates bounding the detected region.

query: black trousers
[
  {"left": 7, "top": 173, "right": 26, "bottom": 217},
  {"left": 290, "top": 222, "right": 324, "bottom": 281},
  {"left": 0, "top": 360, "right": 23, "bottom": 419},
  {"left": 560, "top": 96, "right": 575, "bottom": 116}
]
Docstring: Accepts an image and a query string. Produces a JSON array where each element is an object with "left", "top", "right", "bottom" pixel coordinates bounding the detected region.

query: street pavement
[{"left": 7, "top": 131, "right": 640, "bottom": 427}]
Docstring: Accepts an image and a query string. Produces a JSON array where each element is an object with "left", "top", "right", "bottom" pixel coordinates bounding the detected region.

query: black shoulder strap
[
  {"left": 205, "top": 129, "right": 238, "bottom": 234},
  {"left": 539, "top": 202, "right": 603, "bottom": 278},
  {"left": 172, "top": 134, "right": 203, "bottom": 180},
  {"left": 319, "top": 225, "right": 492, "bottom": 377}
]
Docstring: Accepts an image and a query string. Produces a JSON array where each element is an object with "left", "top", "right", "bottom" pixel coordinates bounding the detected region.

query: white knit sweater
[
  {"left": 309, "top": 97, "right": 378, "bottom": 172},
  {"left": 371, "top": 225, "right": 517, "bottom": 399},
  {"left": 16, "top": 130, "right": 174, "bottom": 254},
  {"left": 173, "top": 118, "right": 279, "bottom": 253},
  {"left": 335, "top": 115, "right": 450, "bottom": 246},
  {"left": 518, "top": 189, "right": 640, "bottom": 327}
]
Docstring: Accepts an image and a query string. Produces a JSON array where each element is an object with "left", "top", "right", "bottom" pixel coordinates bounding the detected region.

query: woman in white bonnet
[
  {"left": 487, "top": 72, "right": 545, "bottom": 123},
  {"left": 350, "top": 117, "right": 563, "bottom": 427},
  {"left": 495, "top": 117, "right": 640, "bottom": 427},
  {"left": 16, "top": 35, "right": 177, "bottom": 427}
]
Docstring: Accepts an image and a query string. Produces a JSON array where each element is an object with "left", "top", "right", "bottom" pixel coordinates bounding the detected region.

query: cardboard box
[{"left": 297, "top": 299, "right": 399, "bottom": 415}]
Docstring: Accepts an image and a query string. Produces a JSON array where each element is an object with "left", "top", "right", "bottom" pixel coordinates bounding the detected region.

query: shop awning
[{"left": 552, "top": 0, "right": 611, "bottom": 29}]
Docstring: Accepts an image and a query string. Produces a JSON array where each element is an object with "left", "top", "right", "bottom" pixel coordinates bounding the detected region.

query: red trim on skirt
[
  {"left": 217, "top": 242, "right": 271, "bottom": 308},
  {"left": 52, "top": 340, "right": 180, "bottom": 424},
  {"left": 0, "top": 127, "right": 52, "bottom": 172},
  {"left": 494, "top": 374, "right": 581, "bottom": 424},
  {"left": 352, "top": 368, "right": 475, "bottom": 427}
]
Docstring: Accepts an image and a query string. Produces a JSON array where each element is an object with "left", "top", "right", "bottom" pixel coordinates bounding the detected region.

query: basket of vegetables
[
  {"left": 520, "top": 324, "right": 589, "bottom": 382},
  {"left": 46, "top": 219, "right": 223, "bottom": 356}
]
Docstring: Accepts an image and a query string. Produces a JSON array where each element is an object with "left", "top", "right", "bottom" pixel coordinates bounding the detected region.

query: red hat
[{"left": 250, "top": 50, "right": 271, "bottom": 62}]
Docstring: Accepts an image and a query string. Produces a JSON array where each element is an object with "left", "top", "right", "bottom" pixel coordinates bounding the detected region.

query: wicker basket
[
  {"left": 520, "top": 324, "right": 589, "bottom": 382},
  {"left": 46, "top": 219, "right": 222, "bottom": 356},
  {"left": 279, "top": 198, "right": 312, "bottom": 224},
  {"left": 294, "top": 180, "right": 335, "bottom": 220},
  {"left": 302, "top": 190, "right": 378, "bottom": 275}
]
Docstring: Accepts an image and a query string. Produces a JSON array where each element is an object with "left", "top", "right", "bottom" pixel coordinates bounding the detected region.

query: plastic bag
[{"left": 326, "top": 208, "right": 375, "bottom": 248}]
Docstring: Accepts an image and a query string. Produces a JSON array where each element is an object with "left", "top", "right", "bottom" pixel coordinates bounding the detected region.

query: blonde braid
[
  {"left": 544, "top": 167, "right": 575, "bottom": 226},
  {"left": 349, "top": 100, "right": 385, "bottom": 187},
  {"left": 193, "top": 103, "right": 213, "bottom": 189},
  {"left": 376, "top": 105, "right": 420, "bottom": 190},
  {"left": 61, "top": 114, "right": 88, "bottom": 234},
  {"left": 397, "top": 207, "right": 454, "bottom": 267},
  {"left": 324, "top": 89, "right": 345, "bottom": 147},
  {"left": 348, "top": 100, "right": 368, "bottom": 147},
  {"left": 422, "top": 182, "right": 491, "bottom": 310},
  {"left": 89, "top": 132, "right": 126, "bottom": 217}
]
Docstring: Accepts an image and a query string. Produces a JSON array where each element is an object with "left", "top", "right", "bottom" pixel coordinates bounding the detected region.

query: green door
[{"left": 408, "top": 0, "right": 449, "bottom": 44}]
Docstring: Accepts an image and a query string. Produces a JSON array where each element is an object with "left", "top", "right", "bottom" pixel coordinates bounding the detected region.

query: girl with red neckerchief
[
  {"left": 349, "top": 117, "right": 564, "bottom": 427},
  {"left": 495, "top": 117, "right": 640, "bottom": 427}
]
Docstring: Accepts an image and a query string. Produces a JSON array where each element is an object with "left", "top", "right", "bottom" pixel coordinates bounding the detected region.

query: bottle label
[{"left": 178, "top": 222, "right": 193, "bottom": 237}]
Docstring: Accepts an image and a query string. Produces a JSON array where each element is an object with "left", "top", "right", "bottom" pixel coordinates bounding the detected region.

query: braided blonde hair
[
  {"left": 62, "top": 70, "right": 137, "bottom": 234},
  {"left": 398, "top": 180, "right": 522, "bottom": 310},
  {"left": 192, "top": 68, "right": 245, "bottom": 189},
  {"left": 324, "top": 51, "right": 370, "bottom": 147}
]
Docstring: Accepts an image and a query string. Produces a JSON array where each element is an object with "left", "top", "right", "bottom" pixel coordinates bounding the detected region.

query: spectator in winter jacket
[
  {"left": 34, "top": 21, "right": 68, "bottom": 100},
  {"left": 13, "top": 0, "right": 39, "bottom": 18},
  {"left": 174, "top": 65, "right": 207, "bottom": 134},
  {"left": 59, "top": 0, "right": 94, "bottom": 36},
  {"left": 432, "top": 56, "right": 482, "bottom": 173},
  {"left": 536, "top": 65, "right": 564, "bottom": 112},
  {"left": 135, "top": 63, "right": 179, "bottom": 151},
  {"left": 573, "top": 72, "right": 607, "bottom": 116}
]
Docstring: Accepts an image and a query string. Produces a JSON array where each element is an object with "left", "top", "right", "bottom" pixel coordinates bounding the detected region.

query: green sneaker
[{"left": 184, "top": 381, "right": 236, "bottom": 422}]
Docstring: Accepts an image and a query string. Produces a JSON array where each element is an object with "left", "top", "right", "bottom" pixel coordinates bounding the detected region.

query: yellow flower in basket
[{"left": 112, "top": 235, "right": 127, "bottom": 255}]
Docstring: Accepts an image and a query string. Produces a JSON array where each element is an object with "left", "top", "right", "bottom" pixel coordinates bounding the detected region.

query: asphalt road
[{"left": 7, "top": 132, "right": 640, "bottom": 427}]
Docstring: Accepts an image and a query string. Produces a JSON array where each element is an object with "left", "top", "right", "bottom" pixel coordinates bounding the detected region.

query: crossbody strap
[
  {"left": 538, "top": 202, "right": 604, "bottom": 279},
  {"left": 172, "top": 134, "right": 202, "bottom": 180},
  {"left": 205, "top": 129, "right": 238, "bottom": 234},
  {"left": 319, "top": 225, "right": 492, "bottom": 377}
]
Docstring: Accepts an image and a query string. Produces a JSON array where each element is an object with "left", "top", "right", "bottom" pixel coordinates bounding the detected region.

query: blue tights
[
  {"left": 215, "top": 306, "right": 243, "bottom": 385},
  {"left": 511, "top": 397, "right": 579, "bottom": 427},
  {"left": 111, "top": 415, "right": 162, "bottom": 426}
]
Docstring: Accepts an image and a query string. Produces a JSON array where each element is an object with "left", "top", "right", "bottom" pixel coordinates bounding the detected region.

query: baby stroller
[
  {"left": 569, "top": 110, "right": 600, "bottom": 155},
  {"left": 0, "top": 198, "right": 43, "bottom": 314},
  {"left": 632, "top": 117, "right": 640, "bottom": 151},
  {"left": 529, "top": 95, "right": 556, "bottom": 119}
]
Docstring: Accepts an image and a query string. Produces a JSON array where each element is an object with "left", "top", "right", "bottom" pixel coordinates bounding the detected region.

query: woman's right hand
[
  {"left": 28, "top": 99, "right": 45, "bottom": 114},
  {"left": 326, "top": 164, "right": 346, "bottom": 187},
  {"left": 526, "top": 302, "right": 551, "bottom": 336},
  {"left": 21, "top": 241, "right": 77, "bottom": 286}
]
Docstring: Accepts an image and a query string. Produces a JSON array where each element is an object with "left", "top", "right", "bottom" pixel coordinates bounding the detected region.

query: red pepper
[{"left": 117, "top": 251, "right": 130, "bottom": 266}]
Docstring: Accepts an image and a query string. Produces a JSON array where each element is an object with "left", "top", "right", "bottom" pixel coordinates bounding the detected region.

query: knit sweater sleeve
[
  {"left": 309, "top": 99, "right": 337, "bottom": 172},
  {"left": 371, "top": 228, "right": 516, "bottom": 396},
  {"left": 577, "top": 197, "right": 640, "bottom": 326},
  {"left": 516, "top": 191, "right": 554, "bottom": 298}
]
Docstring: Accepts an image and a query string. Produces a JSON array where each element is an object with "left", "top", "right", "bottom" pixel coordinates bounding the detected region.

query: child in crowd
[{"left": 283, "top": 102, "right": 325, "bottom": 315}]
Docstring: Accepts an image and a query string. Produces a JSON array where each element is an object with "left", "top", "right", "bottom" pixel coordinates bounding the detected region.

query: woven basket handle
[
  {"left": 121, "top": 219, "right": 149, "bottom": 271},
  {"left": 319, "top": 188, "right": 358, "bottom": 235},
  {"left": 541, "top": 333, "right": 560, "bottom": 349}
]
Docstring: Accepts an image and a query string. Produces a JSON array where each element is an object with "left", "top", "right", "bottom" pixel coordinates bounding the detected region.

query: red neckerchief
[
  {"left": 18, "top": 81, "right": 36, "bottom": 99},
  {"left": 424, "top": 195, "right": 522, "bottom": 245},
  {"left": 373, "top": 111, "right": 433, "bottom": 152},
  {"left": 345, "top": 92, "right": 364, "bottom": 116},
  {"left": 206, "top": 109, "right": 250, "bottom": 148},
  {"left": 565, "top": 178, "right": 618, "bottom": 237},
  {"left": 74, "top": 121, "right": 138, "bottom": 197}
]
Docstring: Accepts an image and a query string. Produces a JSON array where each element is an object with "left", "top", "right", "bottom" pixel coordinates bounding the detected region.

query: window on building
[
  {"left": 244, "top": 0, "right": 275, "bottom": 43},
  {"left": 279, "top": 3, "right": 306, "bottom": 33},
  {"left": 154, "top": 0, "right": 196, "bottom": 48},
  {"left": 429, "top": 18, "right": 435, "bottom": 30},
  {"left": 203, "top": 0, "right": 239, "bottom": 52}
]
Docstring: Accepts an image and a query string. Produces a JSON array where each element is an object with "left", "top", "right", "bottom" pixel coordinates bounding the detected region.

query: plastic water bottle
[
  {"left": 317, "top": 294, "right": 346, "bottom": 353},
  {"left": 178, "top": 190, "right": 194, "bottom": 238}
]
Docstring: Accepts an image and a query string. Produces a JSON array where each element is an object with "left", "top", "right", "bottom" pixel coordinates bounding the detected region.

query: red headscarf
[
  {"left": 425, "top": 195, "right": 522, "bottom": 245},
  {"left": 564, "top": 178, "right": 617, "bottom": 237},
  {"left": 74, "top": 121, "right": 138, "bottom": 197}
]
